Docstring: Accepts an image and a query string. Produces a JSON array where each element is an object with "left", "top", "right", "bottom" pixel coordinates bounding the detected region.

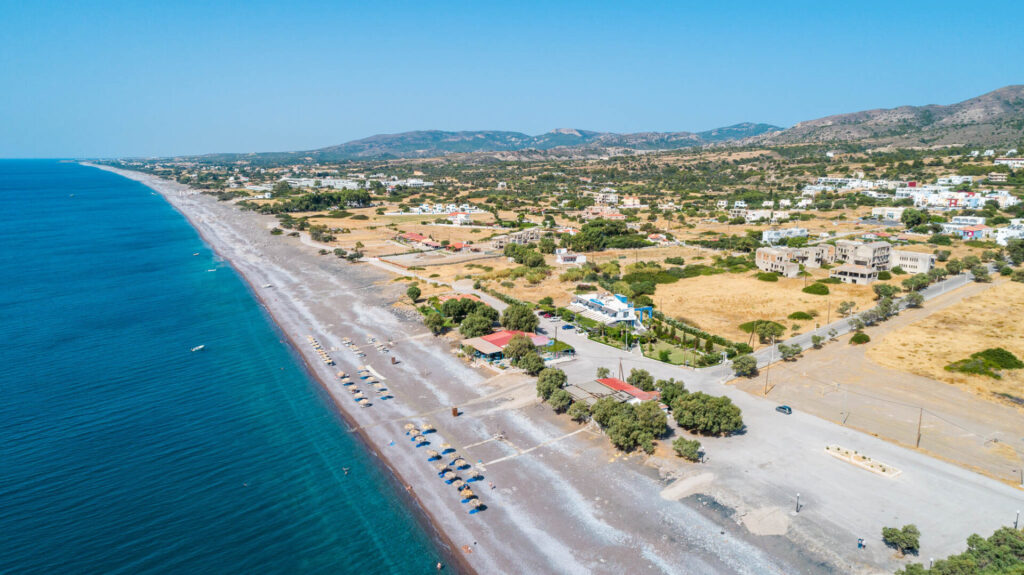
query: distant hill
[
  {"left": 180, "top": 86, "right": 1024, "bottom": 164},
  {"left": 758, "top": 85, "right": 1024, "bottom": 147},
  {"left": 189, "top": 123, "right": 783, "bottom": 163}
]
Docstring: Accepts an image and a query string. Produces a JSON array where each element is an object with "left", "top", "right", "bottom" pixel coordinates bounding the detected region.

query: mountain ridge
[{"left": 182, "top": 85, "right": 1024, "bottom": 163}]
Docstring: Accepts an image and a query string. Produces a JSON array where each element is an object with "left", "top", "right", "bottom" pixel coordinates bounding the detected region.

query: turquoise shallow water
[{"left": 0, "top": 161, "right": 442, "bottom": 574}]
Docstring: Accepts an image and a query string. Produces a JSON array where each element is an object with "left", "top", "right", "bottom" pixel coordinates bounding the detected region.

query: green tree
[
  {"left": 673, "top": 392, "right": 744, "bottom": 435},
  {"left": 627, "top": 368, "right": 655, "bottom": 391},
  {"left": 837, "top": 301, "right": 857, "bottom": 317},
  {"left": 501, "top": 303, "right": 539, "bottom": 332},
  {"left": 946, "top": 259, "right": 964, "bottom": 275},
  {"left": 549, "top": 389, "right": 573, "bottom": 413},
  {"left": 904, "top": 292, "right": 924, "bottom": 308},
  {"left": 754, "top": 321, "right": 785, "bottom": 343},
  {"left": 733, "top": 355, "right": 758, "bottom": 377},
  {"left": 672, "top": 437, "right": 702, "bottom": 461},
  {"left": 536, "top": 368, "right": 568, "bottom": 400},
  {"left": 882, "top": 524, "right": 921, "bottom": 557},
  {"left": 971, "top": 265, "right": 991, "bottom": 283},
  {"left": 1007, "top": 238, "right": 1024, "bottom": 266},
  {"left": 459, "top": 313, "right": 493, "bottom": 338},
  {"left": 406, "top": 285, "right": 421, "bottom": 303},
  {"left": 873, "top": 283, "right": 899, "bottom": 299},
  {"left": 901, "top": 208, "right": 927, "bottom": 229},
  {"left": 778, "top": 343, "right": 802, "bottom": 360},
  {"left": 596, "top": 366, "right": 611, "bottom": 379},
  {"left": 658, "top": 349, "right": 671, "bottom": 362},
  {"left": 657, "top": 378, "right": 687, "bottom": 405},
  {"left": 811, "top": 335, "right": 825, "bottom": 348},
  {"left": 424, "top": 312, "right": 446, "bottom": 335},
  {"left": 504, "top": 334, "right": 535, "bottom": 362},
  {"left": 518, "top": 352, "right": 546, "bottom": 375},
  {"left": 568, "top": 401, "right": 591, "bottom": 423}
]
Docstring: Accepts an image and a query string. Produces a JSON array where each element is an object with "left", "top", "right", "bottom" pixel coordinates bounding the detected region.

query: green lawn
[{"left": 644, "top": 341, "right": 702, "bottom": 365}]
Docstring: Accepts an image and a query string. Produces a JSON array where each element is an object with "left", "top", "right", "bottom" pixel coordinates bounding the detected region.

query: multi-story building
[
  {"left": 569, "top": 293, "right": 645, "bottom": 330},
  {"left": 891, "top": 250, "right": 935, "bottom": 274},
  {"left": 490, "top": 228, "right": 544, "bottom": 250},
  {"left": 755, "top": 245, "right": 835, "bottom": 278},
  {"left": 994, "top": 158, "right": 1024, "bottom": 169},
  {"left": 834, "top": 240, "right": 892, "bottom": 271},
  {"left": 830, "top": 264, "right": 878, "bottom": 285}
]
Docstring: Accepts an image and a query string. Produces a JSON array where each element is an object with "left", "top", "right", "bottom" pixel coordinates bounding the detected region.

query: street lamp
[{"left": 795, "top": 493, "right": 801, "bottom": 513}]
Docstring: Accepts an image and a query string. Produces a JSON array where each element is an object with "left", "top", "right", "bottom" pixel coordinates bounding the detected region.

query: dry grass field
[
  {"left": 867, "top": 280, "right": 1024, "bottom": 400},
  {"left": 655, "top": 273, "right": 878, "bottom": 344}
]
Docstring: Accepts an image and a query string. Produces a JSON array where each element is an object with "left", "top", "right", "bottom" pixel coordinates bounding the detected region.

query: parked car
[
  {"left": 775, "top": 405, "right": 792, "bottom": 415},
  {"left": 562, "top": 324, "right": 573, "bottom": 330}
]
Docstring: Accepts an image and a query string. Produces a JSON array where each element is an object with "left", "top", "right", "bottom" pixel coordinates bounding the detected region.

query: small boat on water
[
  {"left": 191, "top": 345, "right": 205, "bottom": 352},
  {"left": 262, "top": 284, "right": 273, "bottom": 288},
  {"left": 192, "top": 252, "right": 199, "bottom": 256}
]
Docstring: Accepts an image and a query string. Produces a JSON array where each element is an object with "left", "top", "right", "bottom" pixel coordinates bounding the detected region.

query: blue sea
[{"left": 0, "top": 161, "right": 443, "bottom": 574}]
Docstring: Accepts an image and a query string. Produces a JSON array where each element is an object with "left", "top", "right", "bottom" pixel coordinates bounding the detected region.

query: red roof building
[{"left": 595, "top": 378, "right": 660, "bottom": 402}]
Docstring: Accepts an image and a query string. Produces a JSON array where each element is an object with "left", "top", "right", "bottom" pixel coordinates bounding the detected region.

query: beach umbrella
[
  {"left": 443, "top": 471, "right": 456, "bottom": 482},
  {"left": 412, "top": 435, "right": 426, "bottom": 443},
  {"left": 336, "top": 371, "right": 346, "bottom": 378},
  {"left": 452, "top": 480, "right": 466, "bottom": 490},
  {"left": 420, "top": 422, "right": 435, "bottom": 433},
  {"left": 404, "top": 423, "right": 416, "bottom": 431},
  {"left": 440, "top": 443, "right": 452, "bottom": 453},
  {"left": 426, "top": 450, "right": 439, "bottom": 460},
  {"left": 434, "top": 463, "right": 448, "bottom": 472},
  {"left": 471, "top": 499, "right": 483, "bottom": 509},
  {"left": 460, "top": 488, "right": 475, "bottom": 500}
]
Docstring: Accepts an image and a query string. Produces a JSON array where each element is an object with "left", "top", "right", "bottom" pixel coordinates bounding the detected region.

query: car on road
[
  {"left": 775, "top": 405, "right": 792, "bottom": 415},
  {"left": 562, "top": 324, "right": 573, "bottom": 330}
]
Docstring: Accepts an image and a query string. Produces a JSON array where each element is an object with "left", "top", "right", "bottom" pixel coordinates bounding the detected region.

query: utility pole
[
  {"left": 763, "top": 335, "right": 775, "bottom": 397},
  {"left": 915, "top": 407, "right": 924, "bottom": 448}
]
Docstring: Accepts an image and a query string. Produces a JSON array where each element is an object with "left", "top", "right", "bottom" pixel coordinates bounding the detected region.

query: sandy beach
[{"left": 88, "top": 164, "right": 1024, "bottom": 575}]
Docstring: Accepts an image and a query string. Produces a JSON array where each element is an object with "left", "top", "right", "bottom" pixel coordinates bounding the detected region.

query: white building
[
  {"left": 937, "top": 175, "right": 973, "bottom": 186},
  {"left": 778, "top": 199, "right": 792, "bottom": 208},
  {"left": 733, "top": 200, "right": 747, "bottom": 209},
  {"left": 761, "top": 227, "right": 808, "bottom": 245},
  {"left": 995, "top": 220, "right": 1024, "bottom": 246},
  {"left": 554, "top": 248, "right": 587, "bottom": 266},
  {"left": 994, "top": 158, "right": 1024, "bottom": 169},
  {"left": 950, "top": 215, "right": 986, "bottom": 226},
  {"left": 891, "top": 250, "right": 935, "bottom": 274},
  {"left": 447, "top": 212, "right": 473, "bottom": 225},
  {"left": 871, "top": 207, "right": 906, "bottom": 222},
  {"left": 569, "top": 293, "right": 644, "bottom": 330},
  {"left": 716, "top": 200, "right": 729, "bottom": 209}
]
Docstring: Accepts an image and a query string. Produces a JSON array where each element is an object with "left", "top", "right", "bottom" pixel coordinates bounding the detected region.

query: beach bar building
[{"left": 462, "top": 330, "right": 550, "bottom": 361}]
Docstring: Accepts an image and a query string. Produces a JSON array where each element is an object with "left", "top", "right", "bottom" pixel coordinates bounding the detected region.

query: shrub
[
  {"left": 876, "top": 270, "right": 892, "bottom": 280},
  {"left": 672, "top": 437, "right": 702, "bottom": 461},
  {"left": 946, "top": 348, "right": 1024, "bottom": 379},
  {"left": 756, "top": 272, "right": 779, "bottom": 282},
  {"left": 788, "top": 311, "right": 813, "bottom": 320},
  {"left": 816, "top": 277, "right": 842, "bottom": 284},
  {"left": 850, "top": 332, "right": 870, "bottom": 345},
  {"left": 802, "top": 283, "right": 830, "bottom": 295}
]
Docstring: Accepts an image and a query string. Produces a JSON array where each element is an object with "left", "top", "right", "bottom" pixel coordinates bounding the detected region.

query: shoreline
[
  {"left": 88, "top": 164, "right": 474, "bottom": 574},
  {"left": 85, "top": 162, "right": 1024, "bottom": 575}
]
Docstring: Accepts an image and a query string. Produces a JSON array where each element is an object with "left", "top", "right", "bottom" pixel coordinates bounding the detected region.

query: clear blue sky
[{"left": 2, "top": 0, "right": 1022, "bottom": 158}]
